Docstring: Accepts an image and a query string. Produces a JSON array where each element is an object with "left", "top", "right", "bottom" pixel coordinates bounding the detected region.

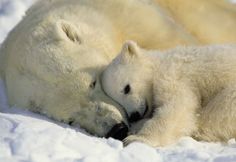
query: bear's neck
[{"left": 145, "top": 49, "right": 163, "bottom": 68}]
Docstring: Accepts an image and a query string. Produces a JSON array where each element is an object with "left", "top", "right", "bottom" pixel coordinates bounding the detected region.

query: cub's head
[{"left": 101, "top": 41, "right": 154, "bottom": 123}]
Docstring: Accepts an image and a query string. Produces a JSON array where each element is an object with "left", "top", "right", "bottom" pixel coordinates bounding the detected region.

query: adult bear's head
[{"left": 0, "top": 1, "right": 128, "bottom": 139}]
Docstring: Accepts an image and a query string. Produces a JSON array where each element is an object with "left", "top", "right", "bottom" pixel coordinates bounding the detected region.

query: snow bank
[{"left": 1, "top": 0, "right": 236, "bottom": 162}]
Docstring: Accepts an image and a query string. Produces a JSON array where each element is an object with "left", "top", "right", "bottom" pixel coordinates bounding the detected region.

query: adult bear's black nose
[{"left": 106, "top": 122, "right": 128, "bottom": 141}]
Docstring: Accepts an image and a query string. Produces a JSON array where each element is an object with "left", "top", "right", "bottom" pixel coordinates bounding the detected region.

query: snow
[
  {"left": 0, "top": 0, "right": 35, "bottom": 43},
  {"left": 1, "top": 0, "right": 236, "bottom": 162}
]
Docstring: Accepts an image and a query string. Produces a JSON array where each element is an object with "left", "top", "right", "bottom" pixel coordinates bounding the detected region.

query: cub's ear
[
  {"left": 54, "top": 20, "right": 81, "bottom": 43},
  {"left": 121, "top": 40, "right": 141, "bottom": 60}
]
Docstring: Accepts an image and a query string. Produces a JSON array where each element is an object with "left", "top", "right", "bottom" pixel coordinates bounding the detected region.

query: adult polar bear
[
  {"left": 0, "top": 0, "right": 195, "bottom": 138},
  {"left": 155, "top": 0, "right": 236, "bottom": 43}
]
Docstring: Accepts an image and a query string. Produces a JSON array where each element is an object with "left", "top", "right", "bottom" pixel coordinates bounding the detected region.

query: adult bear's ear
[
  {"left": 54, "top": 20, "right": 81, "bottom": 43},
  {"left": 121, "top": 40, "right": 141, "bottom": 62}
]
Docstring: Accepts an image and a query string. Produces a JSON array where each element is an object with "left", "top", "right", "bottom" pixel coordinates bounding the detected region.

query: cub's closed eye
[
  {"left": 124, "top": 84, "right": 131, "bottom": 95},
  {"left": 90, "top": 80, "right": 96, "bottom": 89}
]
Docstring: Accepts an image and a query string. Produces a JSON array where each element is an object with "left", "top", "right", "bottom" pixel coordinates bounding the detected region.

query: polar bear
[
  {"left": 154, "top": 0, "right": 236, "bottom": 43},
  {"left": 0, "top": 0, "right": 197, "bottom": 139},
  {"left": 101, "top": 41, "right": 236, "bottom": 146}
]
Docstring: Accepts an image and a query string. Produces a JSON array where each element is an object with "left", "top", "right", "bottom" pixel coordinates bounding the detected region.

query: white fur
[
  {"left": 155, "top": 0, "right": 236, "bottom": 43},
  {"left": 1, "top": 0, "right": 235, "bottom": 137},
  {"left": 102, "top": 41, "right": 236, "bottom": 146},
  {"left": 0, "top": 0, "right": 199, "bottom": 137}
]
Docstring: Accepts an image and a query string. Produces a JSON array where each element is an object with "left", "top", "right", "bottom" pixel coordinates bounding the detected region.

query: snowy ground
[{"left": 1, "top": 0, "right": 236, "bottom": 162}]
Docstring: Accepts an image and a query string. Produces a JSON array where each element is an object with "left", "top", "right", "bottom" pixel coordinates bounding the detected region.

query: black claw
[{"left": 106, "top": 122, "right": 128, "bottom": 141}]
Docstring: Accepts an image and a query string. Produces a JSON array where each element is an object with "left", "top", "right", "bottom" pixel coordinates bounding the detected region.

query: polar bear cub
[{"left": 101, "top": 41, "right": 236, "bottom": 147}]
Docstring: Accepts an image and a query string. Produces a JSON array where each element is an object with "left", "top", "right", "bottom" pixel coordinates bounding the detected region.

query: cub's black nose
[
  {"left": 128, "top": 111, "right": 141, "bottom": 123},
  {"left": 106, "top": 122, "right": 128, "bottom": 141}
]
